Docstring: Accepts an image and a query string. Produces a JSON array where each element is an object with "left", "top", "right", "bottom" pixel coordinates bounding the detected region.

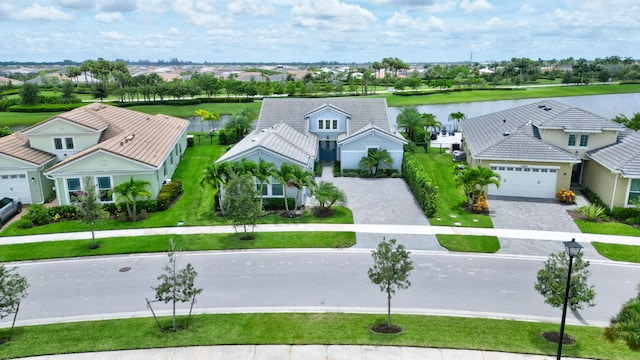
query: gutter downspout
[{"left": 611, "top": 172, "right": 619, "bottom": 211}]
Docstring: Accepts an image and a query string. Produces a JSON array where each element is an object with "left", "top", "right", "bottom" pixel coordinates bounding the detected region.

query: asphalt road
[{"left": 11, "top": 249, "right": 640, "bottom": 327}]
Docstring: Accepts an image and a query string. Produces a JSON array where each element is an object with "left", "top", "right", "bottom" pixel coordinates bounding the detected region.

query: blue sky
[{"left": 1, "top": 0, "right": 638, "bottom": 63}]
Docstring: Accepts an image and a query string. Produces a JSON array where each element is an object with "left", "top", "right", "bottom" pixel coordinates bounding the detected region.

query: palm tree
[
  {"left": 274, "top": 163, "right": 295, "bottom": 216},
  {"left": 224, "top": 106, "right": 256, "bottom": 141},
  {"left": 313, "top": 181, "right": 347, "bottom": 209},
  {"left": 252, "top": 159, "right": 277, "bottom": 206},
  {"left": 455, "top": 166, "right": 500, "bottom": 207},
  {"left": 359, "top": 148, "right": 393, "bottom": 176},
  {"left": 114, "top": 177, "right": 152, "bottom": 221},
  {"left": 613, "top": 112, "right": 640, "bottom": 131},
  {"left": 396, "top": 106, "right": 426, "bottom": 142},
  {"left": 422, "top": 113, "right": 442, "bottom": 139},
  {"left": 448, "top": 111, "right": 466, "bottom": 132},
  {"left": 289, "top": 165, "right": 315, "bottom": 209},
  {"left": 200, "top": 162, "right": 232, "bottom": 213}
]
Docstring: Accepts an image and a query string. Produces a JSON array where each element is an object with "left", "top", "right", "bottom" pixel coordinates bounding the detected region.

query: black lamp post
[{"left": 557, "top": 238, "right": 583, "bottom": 360}]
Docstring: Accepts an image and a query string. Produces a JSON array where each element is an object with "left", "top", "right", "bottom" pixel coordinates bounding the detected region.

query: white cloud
[
  {"left": 100, "top": 30, "right": 126, "bottom": 40},
  {"left": 98, "top": 0, "right": 137, "bottom": 12},
  {"left": 95, "top": 12, "right": 123, "bottom": 22},
  {"left": 56, "top": 0, "right": 96, "bottom": 9},
  {"left": 170, "top": 0, "right": 231, "bottom": 27},
  {"left": 14, "top": 3, "right": 73, "bottom": 21},
  {"left": 459, "top": 0, "right": 493, "bottom": 13},
  {"left": 386, "top": 12, "right": 445, "bottom": 32},
  {"left": 291, "top": 0, "right": 376, "bottom": 31},
  {"left": 227, "top": 0, "right": 275, "bottom": 15},
  {"left": 520, "top": 4, "right": 535, "bottom": 13}
]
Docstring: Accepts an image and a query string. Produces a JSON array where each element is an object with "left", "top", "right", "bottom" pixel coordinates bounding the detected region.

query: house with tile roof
[
  {"left": 217, "top": 98, "right": 407, "bottom": 207},
  {"left": 0, "top": 103, "right": 189, "bottom": 205},
  {"left": 459, "top": 99, "right": 640, "bottom": 209}
]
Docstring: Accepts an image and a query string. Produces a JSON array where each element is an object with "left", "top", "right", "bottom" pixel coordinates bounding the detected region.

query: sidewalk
[{"left": 22, "top": 344, "right": 590, "bottom": 360}]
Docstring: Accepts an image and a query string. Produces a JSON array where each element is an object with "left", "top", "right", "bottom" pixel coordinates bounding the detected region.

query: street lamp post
[{"left": 557, "top": 238, "right": 583, "bottom": 360}]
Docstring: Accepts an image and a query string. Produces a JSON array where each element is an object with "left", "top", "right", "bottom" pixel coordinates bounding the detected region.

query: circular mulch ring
[
  {"left": 542, "top": 331, "right": 576, "bottom": 345},
  {"left": 371, "top": 324, "right": 403, "bottom": 334}
]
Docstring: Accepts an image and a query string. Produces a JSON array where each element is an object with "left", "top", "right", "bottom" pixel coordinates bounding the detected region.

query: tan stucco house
[
  {"left": 0, "top": 103, "right": 189, "bottom": 205},
  {"left": 460, "top": 100, "right": 640, "bottom": 209}
]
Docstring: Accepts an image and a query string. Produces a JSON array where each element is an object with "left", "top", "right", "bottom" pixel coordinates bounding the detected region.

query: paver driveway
[{"left": 317, "top": 166, "right": 442, "bottom": 250}]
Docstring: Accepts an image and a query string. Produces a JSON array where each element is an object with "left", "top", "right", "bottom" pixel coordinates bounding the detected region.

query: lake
[{"left": 387, "top": 93, "right": 640, "bottom": 130}]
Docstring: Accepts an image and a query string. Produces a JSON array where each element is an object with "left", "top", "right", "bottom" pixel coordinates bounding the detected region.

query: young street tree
[
  {"left": 152, "top": 239, "right": 202, "bottom": 332},
  {"left": 368, "top": 238, "right": 413, "bottom": 331},
  {"left": 605, "top": 284, "right": 640, "bottom": 351},
  {"left": 0, "top": 265, "right": 29, "bottom": 321},
  {"left": 534, "top": 251, "right": 596, "bottom": 312},
  {"left": 222, "top": 172, "right": 263, "bottom": 239},
  {"left": 77, "top": 177, "right": 108, "bottom": 249}
]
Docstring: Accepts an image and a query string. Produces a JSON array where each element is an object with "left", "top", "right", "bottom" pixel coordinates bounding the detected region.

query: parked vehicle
[
  {"left": 452, "top": 150, "right": 466, "bottom": 162},
  {"left": 0, "top": 197, "right": 22, "bottom": 227}
]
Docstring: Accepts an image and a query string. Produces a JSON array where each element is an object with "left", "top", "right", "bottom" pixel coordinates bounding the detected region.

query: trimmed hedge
[
  {"left": 402, "top": 152, "right": 438, "bottom": 217},
  {"left": 157, "top": 179, "right": 183, "bottom": 211},
  {"left": 263, "top": 197, "right": 295, "bottom": 211},
  {"left": 116, "top": 97, "right": 253, "bottom": 108},
  {"left": 611, "top": 207, "right": 640, "bottom": 223},
  {"left": 8, "top": 103, "right": 86, "bottom": 112}
]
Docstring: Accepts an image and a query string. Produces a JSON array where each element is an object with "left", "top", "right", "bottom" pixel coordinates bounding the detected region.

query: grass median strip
[
  {"left": 0, "top": 232, "right": 356, "bottom": 262},
  {"left": 0, "top": 313, "right": 634, "bottom": 359},
  {"left": 592, "top": 242, "right": 640, "bottom": 263},
  {"left": 437, "top": 234, "right": 500, "bottom": 253}
]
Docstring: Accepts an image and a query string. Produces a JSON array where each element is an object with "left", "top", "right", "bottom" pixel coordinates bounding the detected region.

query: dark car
[{"left": 0, "top": 197, "right": 22, "bottom": 227}]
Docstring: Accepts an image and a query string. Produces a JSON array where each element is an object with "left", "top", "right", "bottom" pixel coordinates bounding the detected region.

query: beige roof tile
[
  {"left": 46, "top": 103, "right": 189, "bottom": 172},
  {"left": 0, "top": 132, "right": 56, "bottom": 165}
]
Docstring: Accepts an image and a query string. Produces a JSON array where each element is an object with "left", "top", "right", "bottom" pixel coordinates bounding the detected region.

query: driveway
[
  {"left": 317, "top": 166, "right": 442, "bottom": 250},
  {"left": 487, "top": 195, "right": 606, "bottom": 259}
]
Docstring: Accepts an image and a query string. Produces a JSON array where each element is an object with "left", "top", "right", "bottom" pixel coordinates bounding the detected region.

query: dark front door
[
  {"left": 571, "top": 163, "right": 582, "bottom": 185},
  {"left": 319, "top": 141, "right": 337, "bottom": 161}
]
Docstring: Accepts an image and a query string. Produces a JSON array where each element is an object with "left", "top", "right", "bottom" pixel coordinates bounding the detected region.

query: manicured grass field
[
  {"left": 591, "top": 242, "right": 640, "bottom": 263},
  {"left": 413, "top": 150, "right": 493, "bottom": 228},
  {"left": 575, "top": 219, "right": 640, "bottom": 237},
  {"left": 437, "top": 235, "right": 500, "bottom": 253},
  {"left": 0, "top": 313, "right": 634, "bottom": 359},
  {"left": 381, "top": 83, "right": 640, "bottom": 107},
  {"left": 0, "top": 232, "right": 356, "bottom": 262},
  {"left": 0, "top": 111, "right": 61, "bottom": 128},
  {"left": 128, "top": 101, "right": 262, "bottom": 118}
]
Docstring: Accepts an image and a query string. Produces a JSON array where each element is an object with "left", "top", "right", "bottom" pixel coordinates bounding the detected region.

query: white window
[
  {"left": 54, "top": 137, "right": 74, "bottom": 150},
  {"left": 96, "top": 176, "right": 113, "bottom": 202},
  {"left": 66, "top": 178, "right": 82, "bottom": 203},
  {"left": 628, "top": 179, "right": 640, "bottom": 205}
]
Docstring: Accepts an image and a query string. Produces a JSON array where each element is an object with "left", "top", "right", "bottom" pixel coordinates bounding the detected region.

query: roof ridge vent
[
  {"left": 502, "top": 131, "right": 510, "bottom": 136},
  {"left": 544, "top": 107, "right": 552, "bottom": 111}
]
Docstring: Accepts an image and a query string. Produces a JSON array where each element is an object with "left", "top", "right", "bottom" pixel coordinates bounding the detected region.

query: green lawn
[
  {"left": 0, "top": 313, "right": 634, "bottom": 359},
  {"left": 591, "top": 242, "right": 640, "bottom": 263},
  {"left": 413, "top": 150, "right": 493, "bottom": 228},
  {"left": 0, "top": 141, "right": 353, "bottom": 237},
  {"left": 380, "top": 83, "right": 640, "bottom": 107},
  {"left": 0, "top": 232, "right": 356, "bottom": 262},
  {"left": 437, "top": 235, "right": 500, "bottom": 253},
  {"left": 575, "top": 219, "right": 640, "bottom": 237},
  {"left": 0, "top": 111, "right": 62, "bottom": 128},
  {"left": 128, "top": 101, "right": 262, "bottom": 118}
]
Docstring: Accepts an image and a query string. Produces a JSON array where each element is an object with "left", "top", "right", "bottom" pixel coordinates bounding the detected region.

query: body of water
[{"left": 387, "top": 93, "right": 640, "bottom": 131}]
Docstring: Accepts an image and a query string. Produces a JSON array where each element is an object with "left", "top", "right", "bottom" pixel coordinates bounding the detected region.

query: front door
[{"left": 319, "top": 141, "right": 337, "bottom": 161}]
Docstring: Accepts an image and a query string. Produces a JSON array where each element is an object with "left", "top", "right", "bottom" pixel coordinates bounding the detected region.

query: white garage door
[
  {"left": 0, "top": 173, "right": 31, "bottom": 203},
  {"left": 488, "top": 165, "right": 558, "bottom": 199}
]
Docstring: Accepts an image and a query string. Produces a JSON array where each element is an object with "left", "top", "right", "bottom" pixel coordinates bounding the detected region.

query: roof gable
[
  {"left": 217, "top": 122, "right": 318, "bottom": 167},
  {"left": 23, "top": 116, "right": 106, "bottom": 135},
  {"left": 588, "top": 130, "right": 640, "bottom": 176},
  {"left": 0, "top": 132, "right": 56, "bottom": 166},
  {"left": 338, "top": 123, "right": 407, "bottom": 145},
  {"left": 45, "top": 103, "right": 189, "bottom": 173},
  {"left": 256, "top": 98, "right": 393, "bottom": 137}
]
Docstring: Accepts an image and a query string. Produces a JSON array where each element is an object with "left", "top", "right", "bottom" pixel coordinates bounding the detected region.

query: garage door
[
  {"left": 488, "top": 165, "right": 558, "bottom": 199},
  {"left": 0, "top": 174, "right": 31, "bottom": 204}
]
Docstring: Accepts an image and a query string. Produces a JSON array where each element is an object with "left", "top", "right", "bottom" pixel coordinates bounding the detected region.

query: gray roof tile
[{"left": 588, "top": 129, "right": 640, "bottom": 176}]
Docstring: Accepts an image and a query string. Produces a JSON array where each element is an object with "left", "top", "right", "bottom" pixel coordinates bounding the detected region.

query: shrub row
[
  {"left": 392, "top": 87, "right": 520, "bottom": 97},
  {"left": 581, "top": 187, "right": 611, "bottom": 215},
  {"left": 116, "top": 97, "right": 253, "bottom": 108},
  {"left": 0, "top": 98, "right": 20, "bottom": 111},
  {"left": 8, "top": 103, "right": 86, "bottom": 112},
  {"left": 340, "top": 168, "right": 400, "bottom": 178},
  {"left": 157, "top": 179, "right": 183, "bottom": 211},
  {"left": 402, "top": 153, "right": 438, "bottom": 217},
  {"left": 263, "top": 197, "right": 295, "bottom": 211}
]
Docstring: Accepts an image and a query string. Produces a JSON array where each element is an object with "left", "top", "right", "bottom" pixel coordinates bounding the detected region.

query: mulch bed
[
  {"left": 371, "top": 324, "right": 403, "bottom": 334},
  {"left": 542, "top": 331, "right": 576, "bottom": 345}
]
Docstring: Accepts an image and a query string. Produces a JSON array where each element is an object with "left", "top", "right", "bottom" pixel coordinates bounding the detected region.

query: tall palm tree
[
  {"left": 252, "top": 159, "right": 277, "bottom": 206},
  {"left": 455, "top": 166, "right": 500, "bottom": 207},
  {"left": 448, "top": 111, "right": 466, "bottom": 132},
  {"left": 289, "top": 165, "right": 315, "bottom": 209},
  {"left": 473, "top": 165, "right": 501, "bottom": 191},
  {"left": 224, "top": 106, "right": 256, "bottom": 141},
  {"left": 114, "top": 177, "right": 152, "bottom": 221},
  {"left": 200, "top": 162, "right": 232, "bottom": 213},
  {"left": 359, "top": 148, "right": 393, "bottom": 176},
  {"left": 422, "top": 113, "right": 442, "bottom": 139},
  {"left": 396, "top": 106, "right": 426, "bottom": 142},
  {"left": 274, "top": 163, "right": 295, "bottom": 215}
]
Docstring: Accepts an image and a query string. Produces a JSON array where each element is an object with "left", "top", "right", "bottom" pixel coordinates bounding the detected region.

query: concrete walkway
[{"left": 22, "top": 344, "right": 591, "bottom": 360}]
